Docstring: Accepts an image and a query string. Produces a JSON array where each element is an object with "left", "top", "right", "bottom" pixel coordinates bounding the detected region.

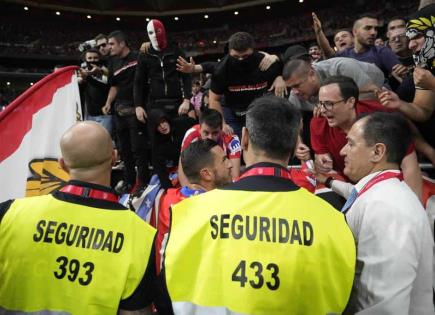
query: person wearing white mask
[{"left": 134, "top": 19, "right": 194, "bottom": 122}]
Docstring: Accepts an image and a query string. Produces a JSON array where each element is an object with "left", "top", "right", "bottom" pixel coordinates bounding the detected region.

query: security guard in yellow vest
[
  {"left": 160, "top": 95, "right": 356, "bottom": 315},
  {"left": 0, "top": 122, "right": 156, "bottom": 315}
]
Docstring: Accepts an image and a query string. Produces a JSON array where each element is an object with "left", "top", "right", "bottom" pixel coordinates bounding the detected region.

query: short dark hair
[
  {"left": 282, "top": 59, "right": 311, "bottom": 80},
  {"left": 309, "top": 43, "right": 319, "bottom": 49},
  {"left": 359, "top": 112, "right": 412, "bottom": 164},
  {"left": 354, "top": 15, "right": 378, "bottom": 28},
  {"left": 387, "top": 17, "right": 406, "bottom": 27},
  {"left": 94, "top": 34, "right": 107, "bottom": 42},
  {"left": 199, "top": 108, "right": 223, "bottom": 129},
  {"left": 334, "top": 29, "right": 353, "bottom": 38},
  {"left": 108, "top": 30, "right": 128, "bottom": 46},
  {"left": 246, "top": 95, "right": 301, "bottom": 160},
  {"left": 181, "top": 139, "right": 218, "bottom": 183},
  {"left": 228, "top": 32, "right": 255, "bottom": 51},
  {"left": 320, "top": 75, "right": 359, "bottom": 102},
  {"left": 85, "top": 48, "right": 100, "bottom": 56}
]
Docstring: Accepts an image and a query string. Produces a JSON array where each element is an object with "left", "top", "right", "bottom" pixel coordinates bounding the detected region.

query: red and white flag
[{"left": 0, "top": 66, "right": 82, "bottom": 202}]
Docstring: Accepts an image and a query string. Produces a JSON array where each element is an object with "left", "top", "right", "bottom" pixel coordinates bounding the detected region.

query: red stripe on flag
[{"left": 0, "top": 66, "right": 79, "bottom": 162}]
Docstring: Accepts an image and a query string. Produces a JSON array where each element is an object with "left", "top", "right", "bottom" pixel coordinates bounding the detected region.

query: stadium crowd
[
  {"left": 0, "top": 0, "right": 417, "bottom": 56},
  {"left": 1, "top": 0, "right": 435, "bottom": 314}
]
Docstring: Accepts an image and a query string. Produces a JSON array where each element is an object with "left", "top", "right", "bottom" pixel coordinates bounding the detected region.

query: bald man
[{"left": 0, "top": 122, "right": 157, "bottom": 314}]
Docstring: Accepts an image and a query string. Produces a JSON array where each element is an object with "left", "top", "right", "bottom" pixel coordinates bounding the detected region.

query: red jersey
[
  {"left": 150, "top": 186, "right": 205, "bottom": 274},
  {"left": 310, "top": 100, "right": 413, "bottom": 176},
  {"left": 181, "top": 124, "right": 241, "bottom": 159}
]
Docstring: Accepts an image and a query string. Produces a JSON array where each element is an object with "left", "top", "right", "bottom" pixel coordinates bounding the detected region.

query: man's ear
[
  {"left": 345, "top": 96, "right": 356, "bottom": 109},
  {"left": 241, "top": 127, "right": 249, "bottom": 151},
  {"left": 370, "top": 143, "right": 386, "bottom": 163},
  {"left": 59, "top": 157, "right": 70, "bottom": 174},
  {"left": 199, "top": 168, "right": 213, "bottom": 183},
  {"left": 112, "top": 149, "right": 118, "bottom": 166}
]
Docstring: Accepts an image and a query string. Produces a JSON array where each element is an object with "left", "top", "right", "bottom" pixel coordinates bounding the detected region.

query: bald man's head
[{"left": 60, "top": 121, "right": 114, "bottom": 172}]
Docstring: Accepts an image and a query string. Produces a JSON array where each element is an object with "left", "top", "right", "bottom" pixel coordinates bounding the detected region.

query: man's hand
[
  {"left": 178, "top": 99, "right": 190, "bottom": 115},
  {"left": 314, "top": 153, "right": 333, "bottom": 173},
  {"left": 312, "top": 12, "right": 323, "bottom": 34},
  {"left": 392, "top": 64, "right": 409, "bottom": 79},
  {"left": 268, "top": 76, "right": 287, "bottom": 98},
  {"left": 135, "top": 107, "right": 147, "bottom": 123},
  {"left": 296, "top": 143, "right": 311, "bottom": 161},
  {"left": 377, "top": 88, "right": 402, "bottom": 109},
  {"left": 78, "top": 68, "right": 89, "bottom": 80},
  {"left": 312, "top": 170, "right": 329, "bottom": 185},
  {"left": 177, "top": 56, "right": 195, "bottom": 73},
  {"left": 88, "top": 65, "right": 103, "bottom": 77},
  {"left": 140, "top": 42, "right": 151, "bottom": 54},
  {"left": 258, "top": 52, "right": 279, "bottom": 71},
  {"left": 223, "top": 123, "right": 234, "bottom": 135},
  {"left": 414, "top": 66, "right": 435, "bottom": 90},
  {"left": 102, "top": 103, "right": 111, "bottom": 115}
]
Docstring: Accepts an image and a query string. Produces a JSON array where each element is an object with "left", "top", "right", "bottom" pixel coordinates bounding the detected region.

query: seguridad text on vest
[{"left": 33, "top": 220, "right": 124, "bottom": 253}]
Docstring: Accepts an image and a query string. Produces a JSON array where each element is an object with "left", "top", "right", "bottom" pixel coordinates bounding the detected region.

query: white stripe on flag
[{"left": 0, "top": 67, "right": 81, "bottom": 202}]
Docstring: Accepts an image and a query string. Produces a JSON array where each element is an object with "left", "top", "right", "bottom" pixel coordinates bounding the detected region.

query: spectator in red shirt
[
  {"left": 151, "top": 139, "right": 232, "bottom": 274},
  {"left": 178, "top": 108, "right": 241, "bottom": 185},
  {"left": 311, "top": 75, "right": 422, "bottom": 198}
]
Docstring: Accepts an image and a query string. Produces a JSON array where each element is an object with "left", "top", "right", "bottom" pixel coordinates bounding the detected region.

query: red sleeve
[
  {"left": 225, "top": 134, "right": 241, "bottom": 159},
  {"left": 180, "top": 126, "right": 200, "bottom": 152},
  {"left": 405, "top": 141, "right": 415, "bottom": 156},
  {"left": 310, "top": 117, "right": 330, "bottom": 154}
]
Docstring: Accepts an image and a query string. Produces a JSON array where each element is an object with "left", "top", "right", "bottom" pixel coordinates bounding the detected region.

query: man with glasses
[
  {"left": 95, "top": 34, "right": 111, "bottom": 59},
  {"left": 310, "top": 75, "right": 422, "bottom": 198}
]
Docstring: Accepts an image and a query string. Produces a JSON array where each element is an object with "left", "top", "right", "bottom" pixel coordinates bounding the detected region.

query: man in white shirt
[{"left": 340, "top": 111, "right": 434, "bottom": 314}]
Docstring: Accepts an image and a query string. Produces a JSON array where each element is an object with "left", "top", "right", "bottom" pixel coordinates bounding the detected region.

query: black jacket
[
  {"left": 134, "top": 44, "right": 192, "bottom": 109},
  {"left": 148, "top": 109, "right": 195, "bottom": 189}
]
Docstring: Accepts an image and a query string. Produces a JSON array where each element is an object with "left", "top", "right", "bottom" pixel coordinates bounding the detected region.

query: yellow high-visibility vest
[
  {"left": 165, "top": 187, "right": 356, "bottom": 315},
  {"left": 0, "top": 194, "right": 156, "bottom": 315}
]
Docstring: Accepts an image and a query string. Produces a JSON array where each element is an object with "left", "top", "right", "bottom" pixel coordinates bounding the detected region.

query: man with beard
[
  {"left": 336, "top": 15, "right": 408, "bottom": 81},
  {"left": 78, "top": 48, "right": 112, "bottom": 134},
  {"left": 151, "top": 139, "right": 233, "bottom": 276},
  {"left": 157, "top": 95, "right": 356, "bottom": 314},
  {"left": 209, "top": 32, "right": 282, "bottom": 138},
  {"left": 102, "top": 30, "right": 149, "bottom": 194}
]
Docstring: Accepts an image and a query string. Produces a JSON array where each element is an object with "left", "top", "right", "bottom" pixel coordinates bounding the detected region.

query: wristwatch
[{"left": 325, "top": 177, "right": 334, "bottom": 189}]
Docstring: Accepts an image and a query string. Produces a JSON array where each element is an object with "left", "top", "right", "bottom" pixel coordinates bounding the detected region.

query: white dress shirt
[{"left": 345, "top": 170, "right": 434, "bottom": 315}]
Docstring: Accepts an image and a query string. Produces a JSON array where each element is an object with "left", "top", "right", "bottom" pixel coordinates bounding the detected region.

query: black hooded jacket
[
  {"left": 148, "top": 109, "right": 195, "bottom": 189},
  {"left": 134, "top": 44, "right": 192, "bottom": 108}
]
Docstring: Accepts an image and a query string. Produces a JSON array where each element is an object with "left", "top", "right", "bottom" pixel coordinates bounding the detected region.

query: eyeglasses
[
  {"left": 317, "top": 99, "right": 345, "bottom": 110},
  {"left": 97, "top": 43, "right": 107, "bottom": 49}
]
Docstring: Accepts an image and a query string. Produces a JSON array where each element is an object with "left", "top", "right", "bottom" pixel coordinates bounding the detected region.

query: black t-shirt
[
  {"left": 200, "top": 61, "right": 218, "bottom": 74},
  {"left": 83, "top": 74, "right": 109, "bottom": 116},
  {"left": 211, "top": 52, "right": 282, "bottom": 110},
  {"left": 108, "top": 50, "right": 139, "bottom": 106}
]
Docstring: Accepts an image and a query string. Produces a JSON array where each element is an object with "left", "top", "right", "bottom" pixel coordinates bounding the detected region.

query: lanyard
[
  {"left": 357, "top": 171, "right": 403, "bottom": 198},
  {"left": 237, "top": 166, "right": 293, "bottom": 181},
  {"left": 180, "top": 186, "right": 205, "bottom": 198},
  {"left": 60, "top": 184, "right": 119, "bottom": 203}
]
